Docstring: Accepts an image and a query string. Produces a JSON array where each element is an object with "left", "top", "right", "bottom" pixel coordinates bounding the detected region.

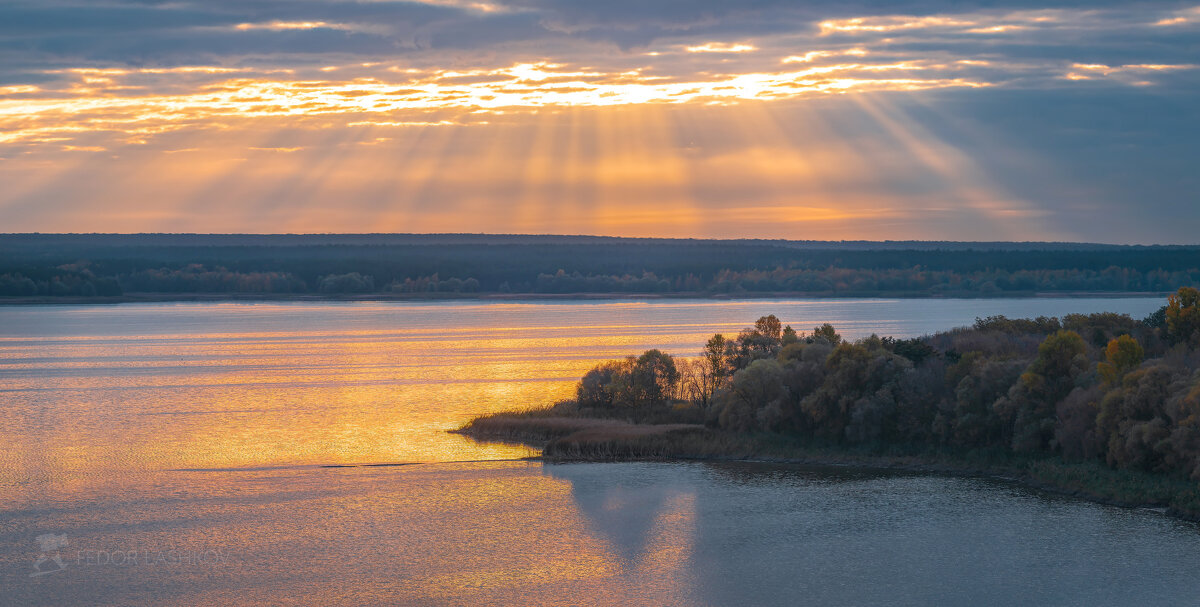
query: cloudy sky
[{"left": 1, "top": 0, "right": 1197, "bottom": 242}]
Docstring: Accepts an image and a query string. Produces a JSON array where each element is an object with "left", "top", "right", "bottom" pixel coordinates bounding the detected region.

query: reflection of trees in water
[
  {"left": 545, "top": 459, "right": 1200, "bottom": 605},
  {"left": 540, "top": 463, "right": 693, "bottom": 567},
  {"left": 541, "top": 461, "right": 939, "bottom": 578},
  {"left": 540, "top": 461, "right": 945, "bottom": 604}
]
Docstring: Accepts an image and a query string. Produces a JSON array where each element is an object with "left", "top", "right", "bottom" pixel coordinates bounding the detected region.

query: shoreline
[
  {"left": 0, "top": 290, "right": 1173, "bottom": 306},
  {"left": 455, "top": 414, "right": 1200, "bottom": 523}
]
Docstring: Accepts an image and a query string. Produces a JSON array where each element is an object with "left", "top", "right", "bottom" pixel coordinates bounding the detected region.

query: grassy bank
[{"left": 456, "top": 408, "right": 1200, "bottom": 522}]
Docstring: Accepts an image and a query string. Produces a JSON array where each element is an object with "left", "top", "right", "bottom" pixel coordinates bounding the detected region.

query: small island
[{"left": 460, "top": 287, "right": 1200, "bottom": 520}]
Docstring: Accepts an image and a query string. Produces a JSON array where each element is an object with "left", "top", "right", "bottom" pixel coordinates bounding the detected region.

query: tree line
[
  {"left": 569, "top": 287, "right": 1200, "bottom": 480},
  {"left": 2, "top": 235, "right": 1199, "bottom": 297},
  {"left": 4, "top": 264, "right": 1199, "bottom": 298}
]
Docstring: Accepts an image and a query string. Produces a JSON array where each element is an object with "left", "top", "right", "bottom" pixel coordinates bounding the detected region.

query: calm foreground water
[{"left": 2, "top": 297, "right": 1197, "bottom": 605}]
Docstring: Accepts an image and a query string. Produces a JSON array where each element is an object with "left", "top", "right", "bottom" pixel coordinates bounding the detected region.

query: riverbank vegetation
[
  {"left": 3, "top": 234, "right": 1199, "bottom": 298},
  {"left": 460, "top": 287, "right": 1200, "bottom": 518}
]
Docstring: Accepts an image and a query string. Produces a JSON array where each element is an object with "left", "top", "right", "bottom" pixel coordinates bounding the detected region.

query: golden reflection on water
[
  {"left": 1, "top": 301, "right": 708, "bottom": 604},
  {"left": 0, "top": 302, "right": 749, "bottom": 507}
]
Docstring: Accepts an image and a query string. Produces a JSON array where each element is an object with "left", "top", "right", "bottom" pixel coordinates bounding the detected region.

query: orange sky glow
[{"left": 1, "top": 2, "right": 1197, "bottom": 241}]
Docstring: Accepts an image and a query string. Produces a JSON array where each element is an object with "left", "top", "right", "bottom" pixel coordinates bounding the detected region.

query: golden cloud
[{"left": 0, "top": 61, "right": 991, "bottom": 148}]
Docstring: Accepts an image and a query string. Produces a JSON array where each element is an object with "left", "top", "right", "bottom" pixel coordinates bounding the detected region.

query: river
[{"left": 2, "top": 297, "right": 1196, "bottom": 605}]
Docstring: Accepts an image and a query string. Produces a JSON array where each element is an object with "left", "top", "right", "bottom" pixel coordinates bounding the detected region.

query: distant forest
[{"left": 2, "top": 233, "right": 1198, "bottom": 298}]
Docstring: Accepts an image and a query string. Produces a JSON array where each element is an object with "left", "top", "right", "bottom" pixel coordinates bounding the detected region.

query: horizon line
[{"left": 3, "top": 232, "right": 1200, "bottom": 247}]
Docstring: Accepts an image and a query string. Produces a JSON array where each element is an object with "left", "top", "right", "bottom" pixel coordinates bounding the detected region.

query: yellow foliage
[
  {"left": 1098, "top": 334, "right": 1144, "bottom": 384},
  {"left": 1166, "top": 286, "right": 1200, "bottom": 345}
]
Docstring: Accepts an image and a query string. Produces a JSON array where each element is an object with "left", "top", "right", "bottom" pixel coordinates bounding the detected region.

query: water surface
[{"left": 2, "top": 297, "right": 1193, "bottom": 605}]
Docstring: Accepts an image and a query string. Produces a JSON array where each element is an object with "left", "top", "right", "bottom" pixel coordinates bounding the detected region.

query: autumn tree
[
  {"left": 676, "top": 358, "right": 708, "bottom": 404},
  {"left": 1166, "top": 286, "right": 1200, "bottom": 346},
  {"left": 1162, "top": 380, "right": 1200, "bottom": 478},
  {"left": 629, "top": 349, "right": 680, "bottom": 406},
  {"left": 810, "top": 323, "right": 842, "bottom": 346},
  {"left": 704, "top": 334, "right": 729, "bottom": 387},
  {"left": 726, "top": 317, "right": 787, "bottom": 369},
  {"left": 1098, "top": 335, "right": 1144, "bottom": 384},
  {"left": 781, "top": 325, "right": 799, "bottom": 345},
  {"left": 577, "top": 359, "right": 632, "bottom": 407},
  {"left": 711, "top": 358, "right": 787, "bottom": 431},
  {"left": 576, "top": 350, "right": 681, "bottom": 408},
  {"left": 996, "top": 329, "right": 1088, "bottom": 452},
  {"left": 1097, "top": 366, "right": 1175, "bottom": 470},
  {"left": 754, "top": 315, "right": 782, "bottom": 341}
]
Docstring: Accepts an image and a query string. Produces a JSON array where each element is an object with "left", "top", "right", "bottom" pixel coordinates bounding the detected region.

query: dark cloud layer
[
  {"left": 0, "top": 0, "right": 1197, "bottom": 242},
  {"left": 2, "top": 1, "right": 1194, "bottom": 69}
]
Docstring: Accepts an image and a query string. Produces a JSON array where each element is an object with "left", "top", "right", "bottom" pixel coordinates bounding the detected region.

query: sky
[{"left": 1, "top": 1, "right": 1197, "bottom": 242}]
